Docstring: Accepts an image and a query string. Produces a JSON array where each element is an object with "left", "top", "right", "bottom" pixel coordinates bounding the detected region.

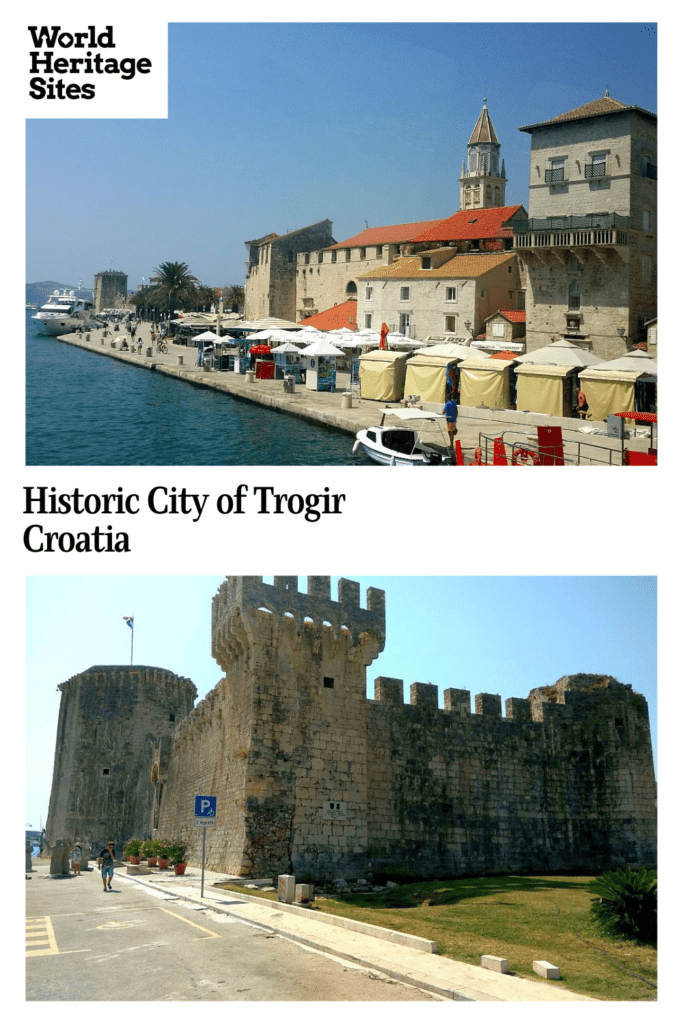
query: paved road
[{"left": 26, "top": 870, "right": 436, "bottom": 1001}]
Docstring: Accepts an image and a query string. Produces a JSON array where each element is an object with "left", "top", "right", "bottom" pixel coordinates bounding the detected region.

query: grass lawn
[{"left": 215, "top": 874, "right": 656, "bottom": 1001}]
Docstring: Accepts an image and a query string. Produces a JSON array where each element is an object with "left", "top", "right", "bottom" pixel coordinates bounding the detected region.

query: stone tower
[
  {"left": 460, "top": 101, "right": 507, "bottom": 210},
  {"left": 156, "top": 577, "right": 386, "bottom": 878},
  {"left": 93, "top": 270, "right": 128, "bottom": 313},
  {"left": 44, "top": 665, "right": 196, "bottom": 857}
]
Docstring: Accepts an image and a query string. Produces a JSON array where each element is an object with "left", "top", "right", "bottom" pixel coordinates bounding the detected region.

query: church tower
[{"left": 460, "top": 101, "right": 507, "bottom": 210}]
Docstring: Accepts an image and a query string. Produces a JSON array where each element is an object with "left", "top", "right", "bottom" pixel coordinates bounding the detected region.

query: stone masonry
[
  {"left": 154, "top": 577, "right": 656, "bottom": 880},
  {"left": 44, "top": 666, "right": 197, "bottom": 857}
]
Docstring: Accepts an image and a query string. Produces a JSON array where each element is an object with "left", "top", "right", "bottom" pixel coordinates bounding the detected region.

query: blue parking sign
[{"left": 194, "top": 795, "right": 217, "bottom": 818}]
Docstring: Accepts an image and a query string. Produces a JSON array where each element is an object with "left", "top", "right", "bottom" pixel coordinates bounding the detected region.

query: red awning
[
  {"left": 249, "top": 345, "right": 273, "bottom": 355},
  {"left": 612, "top": 411, "right": 658, "bottom": 422}
]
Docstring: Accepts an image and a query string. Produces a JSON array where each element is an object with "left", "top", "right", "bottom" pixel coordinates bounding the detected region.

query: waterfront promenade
[{"left": 54, "top": 323, "right": 652, "bottom": 465}]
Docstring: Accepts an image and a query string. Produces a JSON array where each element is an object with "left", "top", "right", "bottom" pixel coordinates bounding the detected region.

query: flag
[
  {"left": 380, "top": 323, "right": 389, "bottom": 350},
  {"left": 123, "top": 616, "right": 134, "bottom": 629}
]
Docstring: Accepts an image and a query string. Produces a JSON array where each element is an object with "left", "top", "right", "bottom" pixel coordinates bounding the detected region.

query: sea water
[{"left": 25, "top": 313, "right": 362, "bottom": 466}]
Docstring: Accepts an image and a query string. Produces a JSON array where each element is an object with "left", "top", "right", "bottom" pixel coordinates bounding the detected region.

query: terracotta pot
[
  {"left": 158, "top": 858, "right": 170, "bottom": 869},
  {"left": 129, "top": 856, "right": 141, "bottom": 864},
  {"left": 146, "top": 857, "right": 158, "bottom": 867},
  {"left": 174, "top": 862, "right": 187, "bottom": 875}
]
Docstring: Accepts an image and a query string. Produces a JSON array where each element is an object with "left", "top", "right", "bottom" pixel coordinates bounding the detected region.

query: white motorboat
[
  {"left": 32, "top": 289, "right": 98, "bottom": 336},
  {"left": 353, "top": 408, "right": 452, "bottom": 465}
]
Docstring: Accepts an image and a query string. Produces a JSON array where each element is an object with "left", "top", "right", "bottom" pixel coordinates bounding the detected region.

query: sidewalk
[
  {"left": 55, "top": 324, "right": 651, "bottom": 464},
  {"left": 118, "top": 865, "right": 595, "bottom": 1001}
]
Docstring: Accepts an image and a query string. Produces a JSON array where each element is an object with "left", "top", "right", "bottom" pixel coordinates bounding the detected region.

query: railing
[
  {"left": 545, "top": 167, "right": 565, "bottom": 182},
  {"left": 584, "top": 162, "right": 607, "bottom": 179},
  {"left": 513, "top": 213, "right": 629, "bottom": 250},
  {"left": 476, "top": 430, "right": 622, "bottom": 467}
]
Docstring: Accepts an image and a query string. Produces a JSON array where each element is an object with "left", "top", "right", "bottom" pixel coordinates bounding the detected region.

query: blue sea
[{"left": 25, "top": 312, "right": 362, "bottom": 466}]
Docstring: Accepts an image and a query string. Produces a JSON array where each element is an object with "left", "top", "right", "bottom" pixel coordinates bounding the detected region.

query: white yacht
[{"left": 32, "top": 289, "right": 98, "bottom": 336}]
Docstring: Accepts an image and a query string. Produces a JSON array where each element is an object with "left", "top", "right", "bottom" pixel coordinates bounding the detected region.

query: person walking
[
  {"left": 97, "top": 841, "right": 116, "bottom": 891},
  {"left": 443, "top": 394, "right": 459, "bottom": 449}
]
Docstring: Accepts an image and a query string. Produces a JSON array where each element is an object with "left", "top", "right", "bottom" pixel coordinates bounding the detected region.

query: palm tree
[
  {"left": 147, "top": 262, "right": 200, "bottom": 334},
  {"left": 224, "top": 284, "right": 245, "bottom": 314}
]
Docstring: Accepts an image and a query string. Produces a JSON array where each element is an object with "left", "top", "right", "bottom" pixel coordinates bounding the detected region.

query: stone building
[
  {"left": 244, "top": 220, "right": 335, "bottom": 322},
  {"left": 154, "top": 577, "right": 656, "bottom": 880},
  {"left": 93, "top": 270, "right": 128, "bottom": 313},
  {"left": 513, "top": 93, "right": 657, "bottom": 360},
  {"left": 44, "top": 665, "right": 196, "bottom": 857},
  {"left": 357, "top": 250, "right": 521, "bottom": 340},
  {"left": 459, "top": 101, "right": 507, "bottom": 210}
]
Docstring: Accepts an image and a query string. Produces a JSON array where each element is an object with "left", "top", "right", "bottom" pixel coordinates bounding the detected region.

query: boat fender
[
  {"left": 473, "top": 447, "right": 483, "bottom": 465},
  {"left": 512, "top": 447, "right": 541, "bottom": 466}
]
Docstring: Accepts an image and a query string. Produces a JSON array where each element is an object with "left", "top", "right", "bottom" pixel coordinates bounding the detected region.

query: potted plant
[
  {"left": 123, "top": 838, "right": 143, "bottom": 864},
  {"left": 141, "top": 839, "right": 160, "bottom": 866},
  {"left": 169, "top": 839, "right": 188, "bottom": 875},
  {"left": 157, "top": 839, "right": 172, "bottom": 869}
]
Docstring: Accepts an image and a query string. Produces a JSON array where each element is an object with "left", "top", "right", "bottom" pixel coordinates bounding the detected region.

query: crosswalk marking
[{"left": 26, "top": 916, "right": 59, "bottom": 957}]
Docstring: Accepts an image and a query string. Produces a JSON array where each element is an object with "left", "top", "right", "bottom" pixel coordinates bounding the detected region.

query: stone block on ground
[
  {"left": 481, "top": 955, "right": 510, "bottom": 973},
  {"left": 278, "top": 874, "right": 296, "bottom": 903},
  {"left": 296, "top": 883, "right": 315, "bottom": 904},
  {"left": 533, "top": 960, "right": 560, "bottom": 979}
]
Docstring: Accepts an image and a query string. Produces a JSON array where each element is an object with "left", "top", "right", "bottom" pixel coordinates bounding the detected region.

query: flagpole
[{"left": 130, "top": 619, "right": 134, "bottom": 665}]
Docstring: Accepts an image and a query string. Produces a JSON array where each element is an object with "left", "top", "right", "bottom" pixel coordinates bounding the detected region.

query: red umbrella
[
  {"left": 379, "top": 323, "right": 389, "bottom": 350},
  {"left": 249, "top": 344, "right": 273, "bottom": 355}
]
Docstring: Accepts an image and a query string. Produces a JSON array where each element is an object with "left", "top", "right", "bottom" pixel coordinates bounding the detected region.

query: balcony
[
  {"left": 584, "top": 162, "right": 606, "bottom": 179},
  {"left": 544, "top": 167, "right": 565, "bottom": 183},
  {"left": 514, "top": 213, "right": 630, "bottom": 251}
]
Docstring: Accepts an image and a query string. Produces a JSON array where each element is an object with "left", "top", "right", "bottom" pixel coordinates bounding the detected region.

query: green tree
[
  {"left": 224, "top": 284, "right": 245, "bottom": 314},
  {"left": 589, "top": 866, "right": 657, "bottom": 944},
  {"left": 146, "top": 262, "right": 200, "bottom": 334}
]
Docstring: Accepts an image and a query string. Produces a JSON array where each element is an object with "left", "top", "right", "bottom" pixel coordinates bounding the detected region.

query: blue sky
[
  {"left": 25, "top": 21, "right": 657, "bottom": 292},
  {"left": 25, "top": 575, "right": 657, "bottom": 829}
]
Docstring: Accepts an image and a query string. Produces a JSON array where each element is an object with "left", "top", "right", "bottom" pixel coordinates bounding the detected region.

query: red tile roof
[
  {"left": 329, "top": 219, "right": 445, "bottom": 249},
  {"left": 519, "top": 95, "right": 656, "bottom": 132},
  {"left": 298, "top": 300, "right": 357, "bottom": 331},
  {"left": 497, "top": 309, "right": 526, "bottom": 323},
  {"left": 490, "top": 350, "right": 521, "bottom": 360},
  {"left": 412, "top": 205, "right": 526, "bottom": 243},
  {"left": 360, "top": 251, "right": 516, "bottom": 281}
]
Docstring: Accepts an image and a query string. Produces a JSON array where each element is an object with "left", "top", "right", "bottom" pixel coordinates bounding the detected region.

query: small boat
[{"left": 353, "top": 408, "right": 452, "bottom": 465}]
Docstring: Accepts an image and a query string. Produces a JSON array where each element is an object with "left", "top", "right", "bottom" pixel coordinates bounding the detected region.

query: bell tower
[{"left": 460, "top": 100, "right": 507, "bottom": 210}]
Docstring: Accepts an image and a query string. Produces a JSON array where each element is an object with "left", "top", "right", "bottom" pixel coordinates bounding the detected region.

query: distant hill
[{"left": 26, "top": 281, "right": 93, "bottom": 306}]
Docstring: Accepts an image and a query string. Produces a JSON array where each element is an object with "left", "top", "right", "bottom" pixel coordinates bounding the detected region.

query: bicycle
[{"left": 156, "top": 341, "right": 168, "bottom": 354}]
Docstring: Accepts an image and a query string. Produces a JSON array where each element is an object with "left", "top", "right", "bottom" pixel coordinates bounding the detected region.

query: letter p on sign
[{"left": 194, "top": 795, "right": 217, "bottom": 818}]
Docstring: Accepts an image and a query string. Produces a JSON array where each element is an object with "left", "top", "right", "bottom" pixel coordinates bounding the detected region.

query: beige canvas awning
[
  {"left": 515, "top": 363, "right": 574, "bottom": 417},
  {"left": 359, "top": 350, "right": 409, "bottom": 401},
  {"left": 403, "top": 353, "right": 458, "bottom": 405},
  {"left": 459, "top": 358, "right": 515, "bottom": 409}
]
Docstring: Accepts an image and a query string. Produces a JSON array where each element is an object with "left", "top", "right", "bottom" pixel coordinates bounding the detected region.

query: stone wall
[
  {"left": 93, "top": 271, "right": 128, "bottom": 313},
  {"left": 155, "top": 578, "right": 656, "bottom": 881},
  {"left": 45, "top": 665, "right": 196, "bottom": 855},
  {"left": 244, "top": 221, "right": 335, "bottom": 321}
]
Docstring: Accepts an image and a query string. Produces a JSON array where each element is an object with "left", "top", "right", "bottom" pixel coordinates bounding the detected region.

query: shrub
[
  {"left": 589, "top": 866, "right": 657, "bottom": 944},
  {"left": 141, "top": 839, "right": 160, "bottom": 858},
  {"left": 123, "top": 838, "right": 142, "bottom": 857}
]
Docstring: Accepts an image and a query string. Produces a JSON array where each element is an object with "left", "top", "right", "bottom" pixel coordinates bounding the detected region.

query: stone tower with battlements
[
  {"left": 154, "top": 577, "right": 656, "bottom": 880},
  {"left": 44, "top": 665, "right": 196, "bottom": 857}
]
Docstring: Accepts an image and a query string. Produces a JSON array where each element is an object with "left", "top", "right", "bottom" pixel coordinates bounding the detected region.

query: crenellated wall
[{"left": 154, "top": 578, "right": 656, "bottom": 880}]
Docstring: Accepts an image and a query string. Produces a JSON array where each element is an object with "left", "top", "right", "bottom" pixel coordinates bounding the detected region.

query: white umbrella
[
  {"left": 271, "top": 342, "right": 301, "bottom": 353},
  {"left": 300, "top": 337, "right": 345, "bottom": 357},
  {"left": 588, "top": 350, "right": 658, "bottom": 375},
  {"left": 515, "top": 339, "right": 604, "bottom": 367},
  {"left": 192, "top": 330, "right": 219, "bottom": 342}
]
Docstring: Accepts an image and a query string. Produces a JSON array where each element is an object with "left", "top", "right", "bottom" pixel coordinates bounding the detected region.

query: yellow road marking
[
  {"left": 156, "top": 906, "right": 221, "bottom": 939},
  {"left": 26, "top": 916, "right": 59, "bottom": 957}
]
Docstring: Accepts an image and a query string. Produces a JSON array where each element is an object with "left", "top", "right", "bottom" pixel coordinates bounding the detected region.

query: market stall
[
  {"left": 458, "top": 356, "right": 516, "bottom": 409},
  {"left": 359, "top": 350, "right": 409, "bottom": 401},
  {"left": 578, "top": 351, "right": 657, "bottom": 422},
  {"left": 300, "top": 337, "right": 344, "bottom": 391}
]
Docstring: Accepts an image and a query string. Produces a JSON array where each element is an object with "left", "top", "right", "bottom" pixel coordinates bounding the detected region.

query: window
[
  {"left": 568, "top": 280, "right": 581, "bottom": 310},
  {"left": 421, "top": 256, "right": 432, "bottom": 270},
  {"left": 643, "top": 209, "right": 651, "bottom": 232},
  {"left": 365, "top": 314, "right": 372, "bottom": 329},
  {"left": 399, "top": 312, "right": 410, "bottom": 334},
  {"left": 641, "top": 255, "right": 653, "bottom": 284},
  {"left": 365, "top": 287, "right": 373, "bottom": 301},
  {"left": 492, "top": 322, "right": 505, "bottom": 337},
  {"left": 304, "top": 253, "right": 310, "bottom": 265},
  {"left": 102, "top": 768, "right": 110, "bottom": 775},
  {"left": 169, "top": 713, "right": 175, "bottom": 722},
  {"left": 376, "top": 246, "right": 383, "bottom": 258},
  {"left": 359, "top": 248, "right": 366, "bottom": 260},
  {"left": 445, "top": 315, "right": 456, "bottom": 332},
  {"left": 446, "top": 287, "right": 457, "bottom": 302},
  {"left": 318, "top": 251, "right": 323, "bottom": 264},
  {"left": 585, "top": 153, "right": 607, "bottom": 179},
  {"left": 345, "top": 249, "right": 351, "bottom": 262},
  {"left": 400, "top": 286, "right": 410, "bottom": 300},
  {"left": 545, "top": 158, "right": 565, "bottom": 183},
  {"left": 331, "top": 251, "right": 337, "bottom": 263},
  {"left": 323, "top": 677, "right": 334, "bottom": 689}
]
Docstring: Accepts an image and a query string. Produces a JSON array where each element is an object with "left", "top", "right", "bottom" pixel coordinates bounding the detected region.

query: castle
[{"left": 45, "top": 577, "right": 657, "bottom": 879}]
